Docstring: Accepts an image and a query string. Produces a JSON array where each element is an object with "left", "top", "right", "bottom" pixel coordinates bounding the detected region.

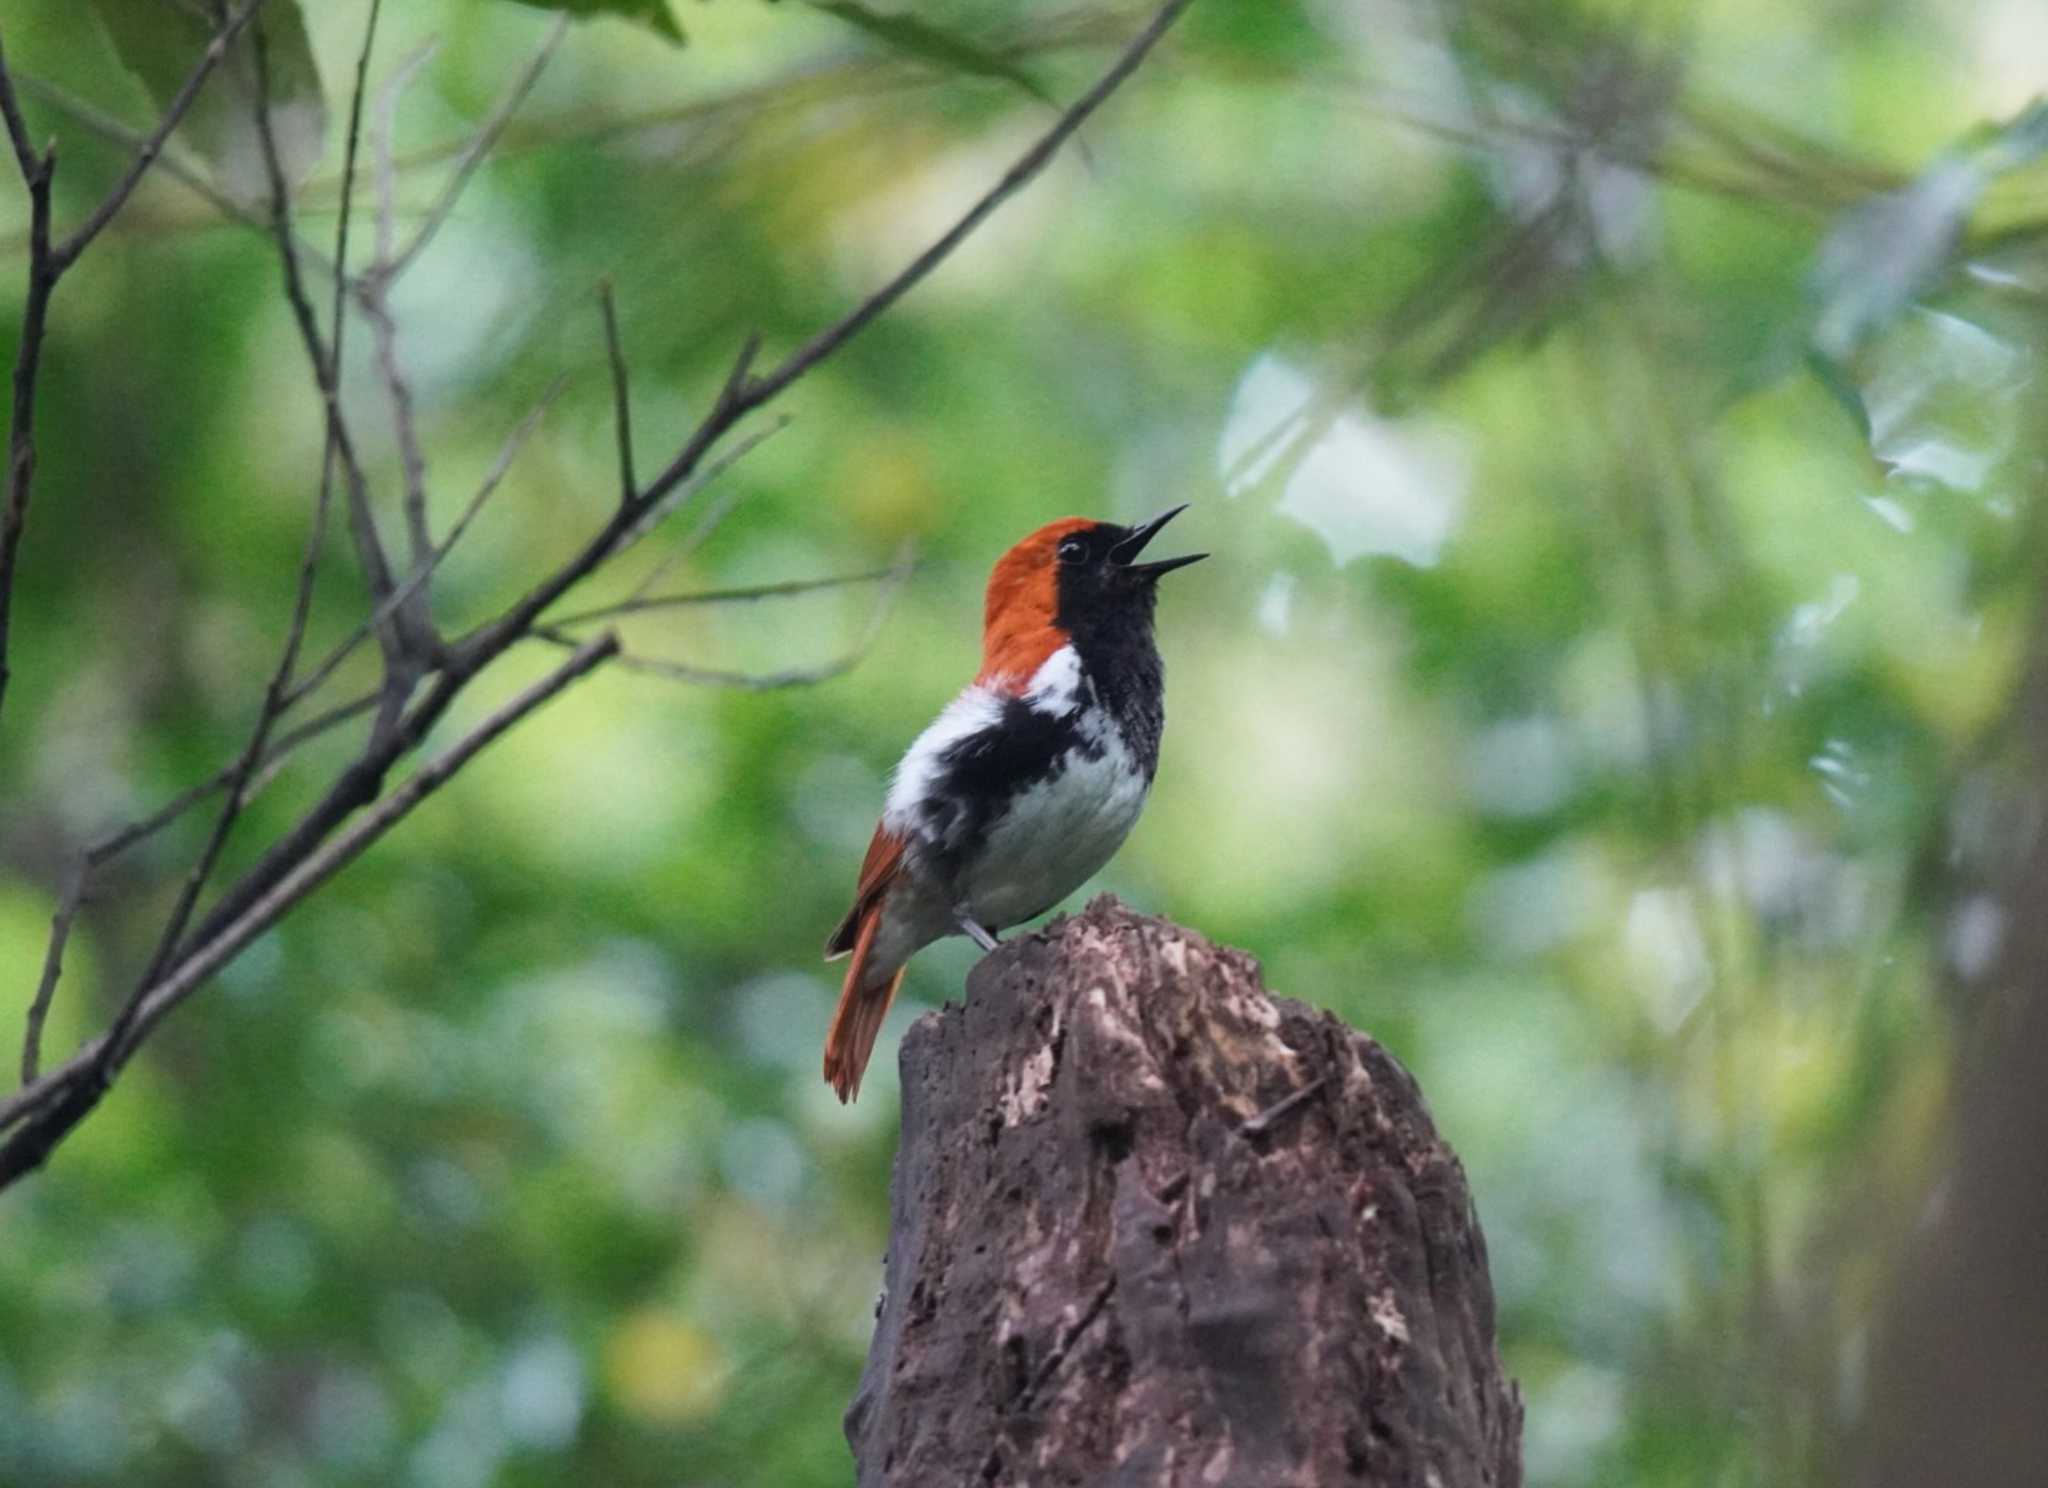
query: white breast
[
  {"left": 957, "top": 709, "right": 1151, "bottom": 930},
  {"left": 878, "top": 645, "right": 1153, "bottom": 940},
  {"left": 881, "top": 684, "right": 1004, "bottom": 841}
]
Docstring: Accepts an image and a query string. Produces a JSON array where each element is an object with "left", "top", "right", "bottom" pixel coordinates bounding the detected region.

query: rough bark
[{"left": 848, "top": 897, "right": 1524, "bottom": 1488}]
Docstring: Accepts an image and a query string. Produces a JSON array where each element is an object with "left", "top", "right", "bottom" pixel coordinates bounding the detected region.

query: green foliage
[
  {"left": 497, "top": 0, "right": 685, "bottom": 43},
  {"left": 89, "top": 0, "right": 327, "bottom": 199},
  {"left": 2, "top": 0, "right": 2045, "bottom": 1485}
]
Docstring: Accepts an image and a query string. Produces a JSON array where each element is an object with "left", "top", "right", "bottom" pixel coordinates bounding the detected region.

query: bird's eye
[{"left": 1057, "top": 536, "right": 1088, "bottom": 563}]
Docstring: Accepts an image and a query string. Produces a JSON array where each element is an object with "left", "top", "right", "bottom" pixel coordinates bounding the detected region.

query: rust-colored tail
[{"left": 823, "top": 902, "right": 906, "bottom": 1102}]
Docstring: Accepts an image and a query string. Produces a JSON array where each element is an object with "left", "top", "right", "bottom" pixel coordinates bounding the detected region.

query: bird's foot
[{"left": 957, "top": 915, "right": 1001, "bottom": 953}]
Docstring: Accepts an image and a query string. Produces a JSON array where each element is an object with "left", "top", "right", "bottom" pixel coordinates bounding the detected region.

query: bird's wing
[{"left": 825, "top": 822, "right": 907, "bottom": 959}]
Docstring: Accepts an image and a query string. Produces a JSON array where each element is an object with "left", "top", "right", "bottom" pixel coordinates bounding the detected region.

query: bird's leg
[{"left": 956, "top": 913, "right": 1001, "bottom": 953}]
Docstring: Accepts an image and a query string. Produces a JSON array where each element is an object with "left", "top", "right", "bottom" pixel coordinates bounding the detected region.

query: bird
[{"left": 822, "top": 506, "right": 1205, "bottom": 1101}]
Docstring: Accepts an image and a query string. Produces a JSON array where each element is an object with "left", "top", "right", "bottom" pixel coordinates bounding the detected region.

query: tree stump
[{"left": 846, "top": 897, "right": 1524, "bottom": 1487}]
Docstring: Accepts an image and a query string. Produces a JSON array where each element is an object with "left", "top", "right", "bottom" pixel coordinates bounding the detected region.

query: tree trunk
[
  {"left": 846, "top": 897, "right": 1524, "bottom": 1488},
  {"left": 1855, "top": 613, "right": 2048, "bottom": 1487}
]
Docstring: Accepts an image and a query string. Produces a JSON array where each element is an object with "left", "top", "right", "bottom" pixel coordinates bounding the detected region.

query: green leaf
[
  {"left": 90, "top": 0, "right": 328, "bottom": 207},
  {"left": 1811, "top": 103, "right": 2048, "bottom": 360},
  {"left": 1970, "top": 97, "right": 2048, "bottom": 174},
  {"left": 496, "top": 0, "right": 686, "bottom": 43},
  {"left": 806, "top": 1, "right": 1053, "bottom": 106},
  {"left": 1804, "top": 348, "right": 1872, "bottom": 444}
]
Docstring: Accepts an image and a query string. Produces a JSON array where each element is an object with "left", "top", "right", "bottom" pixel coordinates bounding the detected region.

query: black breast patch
[{"left": 916, "top": 695, "right": 1105, "bottom": 876}]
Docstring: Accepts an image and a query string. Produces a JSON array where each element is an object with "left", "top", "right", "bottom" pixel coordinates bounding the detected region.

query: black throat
[{"left": 1056, "top": 578, "right": 1167, "bottom": 780}]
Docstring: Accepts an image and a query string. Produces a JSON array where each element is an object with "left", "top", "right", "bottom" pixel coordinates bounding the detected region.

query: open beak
[{"left": 1111, "top": 503, "right": 1207, "bottom": 578}]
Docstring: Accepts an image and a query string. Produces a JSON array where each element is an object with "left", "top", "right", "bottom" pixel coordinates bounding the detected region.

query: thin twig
[
  {"left": 48, "top": 0, "right": 266, "bottom": 273},
  {"left": 1, "top": 0, "right": 257, "bottom": 717},
  {"left": 616, "top": 413, "right": 790, "bottom": 566},
  {"left": 325, "top": 0, "right": 384, "bottom": 428},
  {"left": 0, "top": 1040, "right": 81, "bottom": 1133},
  {"left": 547, "top": 407, "right": 786, "bottom": 628},
  {"left": 363, "top": 276, "right": 433, "bottom": 574},
  {"left": 716, "top": 333, "right": 762, "bottom": 416},
  {"left": 292, "top": 9, "right": 1130, "bottom": 193},
  {"left": 364, "top": 41, "right": 438, "bottom": 569},
  {"left": 284, "top": 376, "right": 566, "bottom": 712},
  {"left": 230, "top": 10, "right": 401, "bottom": 655},
  {"left": 20, "top": 866, "right": 86, "bottom": 1084},
  {"left": 736, "top": 0, "right": 1193, "bottom": 412},
  {"left": 15, "top": 71, "right": 242, "bottom": 219},
  {"left": 82, "top": 688, "right": 381, "bottom": 868},
  {"left": 598, "top": 279, "right": 637, "bottom": 507},
  {"left": 0, "top": 39, "right": 40, "bottom": 182},
  {"left": 299, "top": 44, "right": 959, "bottom": 192},
  {"left": 0, "top": 634, "right": 619, "bottom": 1179},
  {"left": 260, "top": 114, "right": 395, "bottom": 612},
  {"left": 109, "top": 14, "right": 355, "bottom": 1047},
  {"left": 601, "top": 648, "right": 882, "bottom": 690},
  {"left": 9, "top": 71, "right": 337, "bottom": 273},
  {"left": 0, "top": 0, "right": 1189, "bottom": 1179},
  {"left": 470, "top": 0, "right": 1193, "bottom": 666},
  {"left": 550, "top": 565, "right": 908, "bottom": 628},
  {"left": 382, "top": 17, "right": 567, "bottom": 283},
  {"left": 0, "top": 1043, "right": 83, "bottom": 1135},
  {"left": 0, "top": 55, "right": 54, "bottom": 725},
  {"left": 533, "top": 544, "right": 913, "bottom": 689},
  {"left": 368, "top": 41, "right": 434, "bottom": 271}
]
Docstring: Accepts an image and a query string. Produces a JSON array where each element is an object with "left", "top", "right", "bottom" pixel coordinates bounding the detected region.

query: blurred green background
[{"left": 3, "top": 0, "right": 2046, "bottom": 1483}]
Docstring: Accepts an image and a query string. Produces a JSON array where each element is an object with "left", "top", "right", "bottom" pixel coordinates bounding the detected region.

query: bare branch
[
  {"left": 0, "top": 75, "right": 53, "bottom": 723},
  {"left": 110, "top": 12, "right": 363, "bottom": 1045},
  {"left": 326, "top": 0, "right": 386, "bottom": 406},
  {"left": 598, "top": 279, "right": 637, "bottom": 506},
  {"left": 14, "top": 76, "right": 222, "bottom": 210},
  {"left": 144, "top": 635, "right": 615, "bottom": 1049},
  {"left": 48, "top": 0, "right": 266, "bottom": 272},
  {"left": 364, "top": 252, "right": 433, "bottom": 573},
  {"left": 368, "top": 41, "right": 434, "bottom": 270},
  {"left": 0, "top": 35, "right": 45, "bottom": 182},
  {"left": 262, "top": 212, "right": 388, "bottom": 605},
  {"left": 245, "top": 14, "right": 407, "bottom": 681},
  {"left": 716, "top": 332, "right": 762, "bottom": 417},
  {"left": 9, "top": 70, "right": 341, "bottom": 273},
  {"left": 0, "top": 1042, "right": 77, "bottom": 1135},
  {"left": 602, "top": 649, "right": 875, "bottom": 690},
  {"left": 285, "top": 377, "right": 566, "bottom": 712},
  {"left": 550, "top": 565, "right": 910, "bottom": 628},
  {"left": 365, "top": 41, "right": 438, "bottom": 569},
  {"left": 617, "top": 413, "right": 790, "bottom": 566},
  {"left": 466, "top": 0, "right": 1192, "bottom": 665},
  {"left": 610, "top": 414, "right": 794, "bottom": 609},
  {"left": 83, "top": 688, "right": 380, "bottom": 868},
  {"left": 175, "top": 388, "right": 582, "bottom": 981},
  {"left": 383, "top": 17, "right": 567, "bottom": 284},
  {"left": 0, "top": 634, "right": 619, "bottom": 1180},
  {"left": 0, "top": 0, "right": 1188, "bottom": 1184},
  {"left": 735, "top": 0, "right": 1193, "bottom": 413},
  {"left": 293, "top": 7, "right": 1134, "bottom": 197},
  {"left": 235, "top": 690, "right": 376, "bottom": 801},
  {"left": 20, "top": 866, "right": 85, "bottom": 1084},
  {"left": 533, "top": 545, "right": 912, "bottom": 689}
]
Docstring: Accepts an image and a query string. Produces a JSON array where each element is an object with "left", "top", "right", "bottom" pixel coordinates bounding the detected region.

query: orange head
[{"left": 978, "top": 506, "right": 1205, "bottom": 688}]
